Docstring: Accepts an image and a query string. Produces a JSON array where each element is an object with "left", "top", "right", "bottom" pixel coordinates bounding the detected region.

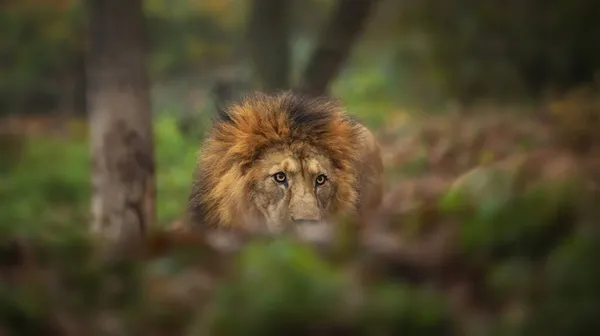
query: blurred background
[
  {"left": 3, "top": 0, "right": 600, "bottom": 226},
  {"left": 2, "top": 0, "right": 600, "bottom": 334}
]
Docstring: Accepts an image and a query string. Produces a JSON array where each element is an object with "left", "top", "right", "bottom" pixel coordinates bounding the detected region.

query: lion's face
[
  {"left": 187, "top": 91, "right": 365, "bottom": 232},
  {"left": 249, "top": 146, "right": 337, "bottom": 232}
]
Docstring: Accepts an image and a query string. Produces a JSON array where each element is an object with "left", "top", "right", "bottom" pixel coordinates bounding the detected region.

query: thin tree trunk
[
  {"left": 298, "top": 0, "right": 380, "bottom": 97},
  {"left": 247, "top": 0, "right": 291, "bottom": 92},
  {"left": 85, "top": 0, "right": 156, "bottom": 249}
]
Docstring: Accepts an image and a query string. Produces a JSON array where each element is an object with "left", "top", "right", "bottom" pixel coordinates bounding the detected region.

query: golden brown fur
[{"left": 186, "top": 91, "right": 383, "bottom": 232}]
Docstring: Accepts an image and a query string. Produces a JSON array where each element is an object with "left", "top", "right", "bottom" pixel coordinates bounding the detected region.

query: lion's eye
[
  {"left": 315, "top": 174, "right": 327, "bottom": 186},
  {"left": 273, "top": 172, "right": 287, "bottom": 183}
]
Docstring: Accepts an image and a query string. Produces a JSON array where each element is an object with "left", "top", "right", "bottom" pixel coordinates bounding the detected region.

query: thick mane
[
  {"left": 188, "top": 90, "right": 363, "bottom": 228},
  {"left": 212, "top": 91, "right": 360, "bottom": 170}
]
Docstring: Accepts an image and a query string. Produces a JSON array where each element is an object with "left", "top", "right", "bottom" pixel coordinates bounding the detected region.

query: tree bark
[
  {"left": 85, "top": 0, "right": 156, "bottom": 249},
  {"left": 247, "top": 0, "right": 291, "bottom": 92},
  {"left": 298, "top": 0, "right": 381, "bottom": 97}
]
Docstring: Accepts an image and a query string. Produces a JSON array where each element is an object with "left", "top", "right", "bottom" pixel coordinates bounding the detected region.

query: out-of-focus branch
[
  {"left": 298, "top": 0, "right": 381, "bottom": 97},
  {"left": 247, "top": 0, "right": 291, "bottom": 92},
  {"left": 157, "top": 220, "right": 460, "bottom": 284}
]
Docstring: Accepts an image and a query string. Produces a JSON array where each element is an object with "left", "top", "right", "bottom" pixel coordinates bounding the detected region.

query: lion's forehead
[
  {"left": 304, "top": 158, "right": 323, "bottom": 175},
  {"left": 267, "top": 156, "right": 299, "bottom": 175},
  {"left": 261, "top": 147, "right": 332, "bottom": 177}
]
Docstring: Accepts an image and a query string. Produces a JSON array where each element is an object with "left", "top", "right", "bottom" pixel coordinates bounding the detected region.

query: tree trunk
[
  {"left": 85, "top": 0, "right": 156, "bottom": 249},
  {"left": 298, "top": 0, "right": 380, "bottom": 97},
  {"left": 247, "top": 0, "right": 291, "bottom": 92}
]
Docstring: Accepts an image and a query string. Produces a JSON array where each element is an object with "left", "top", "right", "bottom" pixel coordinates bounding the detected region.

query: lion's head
[{"left": 187, "top": 91, "right": 363, "bottom": 232}]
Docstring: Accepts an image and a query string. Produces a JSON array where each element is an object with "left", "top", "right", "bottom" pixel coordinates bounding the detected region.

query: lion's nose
[{"left": 289, "top": 192, "right": 321, "bottom": 224}]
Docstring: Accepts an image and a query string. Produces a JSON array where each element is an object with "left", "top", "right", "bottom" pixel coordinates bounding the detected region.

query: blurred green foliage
[
  {"left": 0, "top": 136, "right": 89, "bottom": 234},
  {"left": 205, "top": 238, "right": 452, "bottom": 335},
  {"left": 0, "top": 115, "right": 198, "bottom": 230},
  {"left": 441, "top": 165, "right": 582, "bottom": 262},
  {"left": 394, "top": 0, "right": 600, "bottom": 103},
  {"left": 144, "top": 0, "right": 245, "bottom": 78},
  {"left": 0, "top": 2, "right": 82, "bottom": 113}
]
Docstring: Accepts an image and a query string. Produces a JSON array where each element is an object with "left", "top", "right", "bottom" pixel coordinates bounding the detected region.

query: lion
[{"left": 186, "top": 91, "right": 383, "bottom": 233}]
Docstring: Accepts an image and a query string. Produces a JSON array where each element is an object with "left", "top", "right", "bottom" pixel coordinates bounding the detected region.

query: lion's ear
[
  {"left": 214, "top": 103, "right": 234, "bottom": 124},
  {"left": 210, "top": 77, "right": 253, "bottom": 123}
]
